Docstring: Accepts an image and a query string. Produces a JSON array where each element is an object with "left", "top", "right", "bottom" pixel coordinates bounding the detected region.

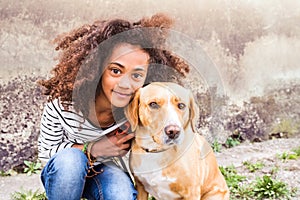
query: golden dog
[{"left": 125, "top": 82, "right": 229, "bottom": 200}]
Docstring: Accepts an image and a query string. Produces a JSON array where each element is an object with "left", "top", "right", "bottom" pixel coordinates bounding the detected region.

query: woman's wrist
[
  {"left": 72, "top": 142, "right": 97, "bottom": 164},
  {"left": 72, "top": 143, "right": 84, "bottom": 150},
  {"left": 72, "top": 143, "right": 94, "bottom": 156},
  {"left": 87, "top": 142, "right": 97, "bottom": 157},
  {"left": 87, "top": 142, "right": 97, "bottom": 164}
]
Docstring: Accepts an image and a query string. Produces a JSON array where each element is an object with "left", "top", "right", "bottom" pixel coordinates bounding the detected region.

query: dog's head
[{"left": 125, "top": 82, "right": 199, "bottom": 152}]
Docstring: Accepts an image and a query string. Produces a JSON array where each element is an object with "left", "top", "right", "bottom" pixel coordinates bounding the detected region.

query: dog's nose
[{"left": 164, "top": 125, "right": 180, "bottom": 139}]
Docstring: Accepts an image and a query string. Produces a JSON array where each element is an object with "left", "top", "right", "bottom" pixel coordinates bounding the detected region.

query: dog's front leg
[{"left": 135, "top": 177, "right": 149, "bottom": 200}]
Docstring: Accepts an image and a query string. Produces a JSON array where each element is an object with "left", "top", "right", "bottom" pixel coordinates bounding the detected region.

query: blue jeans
[{"left": 41, "top": 148, "right": 137, "bottom": 200}]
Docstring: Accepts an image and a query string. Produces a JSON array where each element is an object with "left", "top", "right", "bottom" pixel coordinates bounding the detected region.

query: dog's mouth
[
  {"left": 165, "top": 138, "right": 178, "bottom": 145},
  {"left": 141, "top": 144, "right": 176, "bottom": 153},
  {"left": 136, "top": 123, "right": 183, "bottom": 153},
  {"left": 140, "top": 134, "right": 182, "bottom": 153},
  {"left": 137, "top": 136, "right": 177, "bottom": 153}
]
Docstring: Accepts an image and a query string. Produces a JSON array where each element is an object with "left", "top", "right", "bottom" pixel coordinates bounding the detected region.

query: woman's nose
[{"left": 118, "top": 75, "right": 130, "bottom": 88}]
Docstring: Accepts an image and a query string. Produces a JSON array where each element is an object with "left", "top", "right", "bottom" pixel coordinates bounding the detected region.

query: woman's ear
[
  {"left": 125, "top": 89, "right": 141, "bottom": 131},
  {"left": 189, "top": 91, "right": 199, "bottom": 132}
]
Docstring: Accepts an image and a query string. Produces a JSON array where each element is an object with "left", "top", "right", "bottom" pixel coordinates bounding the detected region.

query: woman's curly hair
[{"left": 39, "top": 13, "right": 190, "bottom": 118}]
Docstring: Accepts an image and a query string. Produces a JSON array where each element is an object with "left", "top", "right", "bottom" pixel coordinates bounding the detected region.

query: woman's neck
[{"left": 89, "top": 94, "right": 115, "bottom": 128}]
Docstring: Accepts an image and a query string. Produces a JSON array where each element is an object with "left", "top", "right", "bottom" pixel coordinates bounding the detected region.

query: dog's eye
[
  {"left": 149, "top": 102, "right": 160, "bottom": 109},
  {"left": 178, "top": 103, "right": 186, "bottom": 110}
]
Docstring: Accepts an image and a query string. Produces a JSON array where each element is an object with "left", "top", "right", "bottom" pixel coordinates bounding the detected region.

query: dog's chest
[
  {"left": 131, "top": 153, "right": 183, "bottom": 199},
  {"left": 137, "top": 170, "right": 181, "bottom": 199}
]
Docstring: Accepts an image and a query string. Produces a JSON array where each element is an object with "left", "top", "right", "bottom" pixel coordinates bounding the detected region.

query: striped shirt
[{"left": 38, "top": 98, "right": 128, "bottom": 167}]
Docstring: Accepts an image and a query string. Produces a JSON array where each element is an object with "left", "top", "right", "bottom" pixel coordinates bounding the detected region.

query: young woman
[{"left": 38, "top": 13, "right": 189, "bottom": 200}]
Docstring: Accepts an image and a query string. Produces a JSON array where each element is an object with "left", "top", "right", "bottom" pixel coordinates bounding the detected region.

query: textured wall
[{"left": 1, "top": 0, "right": 300, "bottom": 171}]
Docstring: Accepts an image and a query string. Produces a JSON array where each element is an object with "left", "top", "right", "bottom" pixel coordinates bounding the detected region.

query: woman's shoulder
[
  {"left": 46, "top": 98, "right": 73, "bottom": 110},
  {"left": 45, "top": 98, "right": 82, "bottom": 117}
]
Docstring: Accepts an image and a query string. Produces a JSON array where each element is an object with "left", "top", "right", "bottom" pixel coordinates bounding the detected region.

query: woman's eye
[
  {"left": 111, "top": 68, "right": 121, "bottom": 75},
  {"left": 132, "top": 73, "right": 144, "bottom": 80},
  {"left": 178, "top": 103, "right": 186, "bottom": 110},
  {"left": 149, "top": 102, "right": 160, "bottom": 109}
]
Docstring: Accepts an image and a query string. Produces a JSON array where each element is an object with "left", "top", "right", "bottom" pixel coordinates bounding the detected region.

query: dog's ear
[
  {"left": 189, "top": 91, "right": 199, "bottom": 132},
  {"left": 125, "top": 89, "right": 140, "bottom": 131}
]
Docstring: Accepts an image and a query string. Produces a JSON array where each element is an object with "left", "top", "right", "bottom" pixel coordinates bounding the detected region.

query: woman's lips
[{"left": 113, "top": 90, "right": 132, "bottom": 98}]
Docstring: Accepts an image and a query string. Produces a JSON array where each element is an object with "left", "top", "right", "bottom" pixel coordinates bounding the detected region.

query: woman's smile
[{"left": 112, "top": 90, "right": 133, "bottom": 98}]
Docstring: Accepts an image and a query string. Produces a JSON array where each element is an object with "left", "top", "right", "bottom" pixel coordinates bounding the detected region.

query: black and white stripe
[{"left": 38, "top": 98, "right": 127, "bottom": 165}]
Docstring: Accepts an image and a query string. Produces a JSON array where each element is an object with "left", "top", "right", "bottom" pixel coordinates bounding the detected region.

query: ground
[
  {"left": 216, "top": 136, "right": 300, "bottom": 199},
  {"left": 0, "top": 137, "right": 299, "bottom": 200}
]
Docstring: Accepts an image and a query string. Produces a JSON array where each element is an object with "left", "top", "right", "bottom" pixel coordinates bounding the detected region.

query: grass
[
  {"left": 11, "top": 189, "right": 46, "bottom": 200},
  {"left": 220, "top": 165, "right": 297, "bottom": 200},
  {"left": 23, "top": 160, "right": 42, "bottom": 176},
  {"left": 0, "top": 169, "right": 18, "bottom": 177},
  {"left": 219, "top": 165, "right": 247, "bottom": 197},
  {"left": 1, "top": 160, "right": 42, "bottom": 177},
  {"left": 252, "top": 175, "right": 294, "bottom": 200},
  {"left": 11, "top": 189, "right": 88, "bottom": 200},
  {"left": 277, "top": 146, "right": 300, "bottom": 161},
  {"left": 292, "top": 146, "right": 300, "bottom": 157},
  {"left": 243, "top": 161, "right": 264, "bottom": 172},
  {"left": 211, "top": 140, "right": 222, "bottom": 153},
  {"left": 225, "top": 137, "right": 241, "bottom": 148},
  {"left": 211, "top": 135, "right": 242, "bottom": 153}
]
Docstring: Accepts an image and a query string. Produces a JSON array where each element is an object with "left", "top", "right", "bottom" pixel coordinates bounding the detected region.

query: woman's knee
[
  {"left": 43, "top": 148, "right": 88, "bottom": 176},
  {"left": 41, "top": 148, "right": 88, "bottom": 199},
  {"left": 101, "top": 164, "right": 137, "bottom": 199}
]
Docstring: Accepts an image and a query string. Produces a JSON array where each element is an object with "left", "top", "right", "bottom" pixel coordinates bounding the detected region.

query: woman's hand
[{"left": 89, "top": 132, "right": 135, "bottom": 157}]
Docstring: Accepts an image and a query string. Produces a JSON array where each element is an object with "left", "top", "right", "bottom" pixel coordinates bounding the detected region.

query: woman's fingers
[
  {"left": 116, "top": 133, "right": 135, "bottom": 145},
  {"left": 91, "top": 132, "right": 134, "bottom": 157},
  {"left": 114, "top": 133, "right": 134, "bottom": 156}
]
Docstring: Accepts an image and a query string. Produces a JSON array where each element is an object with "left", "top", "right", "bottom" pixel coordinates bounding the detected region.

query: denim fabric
[{"left": 41, "top": 148, "right": 137, "bottom": 200}]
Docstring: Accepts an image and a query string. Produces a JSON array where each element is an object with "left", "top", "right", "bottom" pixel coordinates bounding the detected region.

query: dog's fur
[{"left": 125, "top": 82, "right": 229, "bottom": 200}]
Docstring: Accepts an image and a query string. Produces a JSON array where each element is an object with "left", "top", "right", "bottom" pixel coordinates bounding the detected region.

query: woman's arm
[
  {"left": 38, "top": 100, "right": 135, "bottom": 161},
  {"left": 38, "top": 101, "right": 73, "bottom": 161}
]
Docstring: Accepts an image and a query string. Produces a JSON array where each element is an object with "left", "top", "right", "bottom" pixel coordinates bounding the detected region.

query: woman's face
[{"left": 101, "top": 43, "right": 149, "bottom": 108}]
